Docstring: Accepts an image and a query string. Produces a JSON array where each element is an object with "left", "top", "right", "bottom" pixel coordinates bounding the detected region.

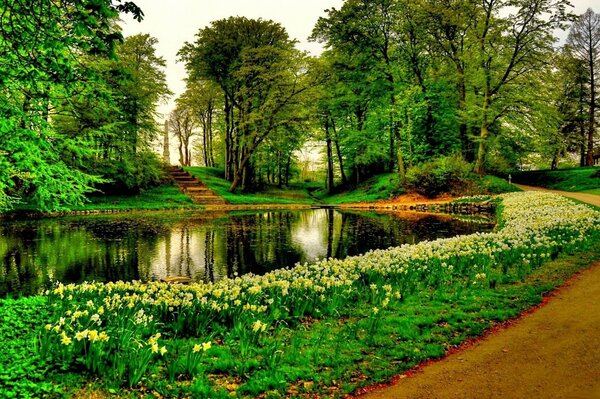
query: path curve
[
  {"left": 358, "top": 186, "right": 600, "bottom": 399},
  {"left": 514, "top": 184, "right": 600, "bottom": 207}
]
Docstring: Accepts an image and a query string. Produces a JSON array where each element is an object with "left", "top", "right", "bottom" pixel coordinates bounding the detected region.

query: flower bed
[{"left": 40, "top": 192, "right": 600, "bottom": 394}]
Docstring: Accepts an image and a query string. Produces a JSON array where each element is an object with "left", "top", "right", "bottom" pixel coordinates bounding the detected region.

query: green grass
[
  {"left": 73, "top": 185, "right": 199, "bottom": 211},
  {"left": 11, "top": 184, "right": 199, "bottom": 214},
  {"left": 478, "top": 175, "right": 521, "bottom": 194},
  {"left": 185, "top": 167, "right": 317, "bottom": 205},
  {"left": 314, "top": 173, "right": 404, "bottom": 205},
  {"left": 512, "top": 166, "right": 600, "bottom": 192}
]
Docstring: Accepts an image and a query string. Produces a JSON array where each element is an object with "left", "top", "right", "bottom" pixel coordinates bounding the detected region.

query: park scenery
[{"left": 1, "top": 0, "right": 600, "bottom": 398}]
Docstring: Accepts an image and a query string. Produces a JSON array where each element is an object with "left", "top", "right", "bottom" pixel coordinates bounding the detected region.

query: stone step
[
  {"left": 167, "top": 165, "right": 227, "bottom": 204},
  {"left": 192, "top": 199, "right": 228, "bottom": 205},
  {"left": 174, "top": 177, "right": 196, "bottom": 183},
  {"left": 178, "top": 181, "right": 203, "bottom": 187},
  {"left": 185, "top": 187, "right": 211, "bottom": 192}
]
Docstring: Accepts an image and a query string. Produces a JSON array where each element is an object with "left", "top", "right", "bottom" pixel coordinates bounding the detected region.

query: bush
[
  {"left": 405, "top": 155, "right": 474, "bottom": 197},
  {"left": 95, "top": 151, "right": 168, "bottom": 194}
]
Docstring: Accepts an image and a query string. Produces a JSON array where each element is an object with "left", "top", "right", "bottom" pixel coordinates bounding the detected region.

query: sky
[{"left": 120, "top": 0, "right": 598, "bottom": 121}]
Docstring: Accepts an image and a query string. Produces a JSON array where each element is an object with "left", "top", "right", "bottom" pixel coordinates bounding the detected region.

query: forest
[{"left": 1, "top": 0, "right": 599, "bottom": 211}]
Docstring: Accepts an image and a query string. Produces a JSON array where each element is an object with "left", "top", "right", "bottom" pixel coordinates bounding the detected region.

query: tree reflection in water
[{"left": 0, "top": 209, "right": 493, "bottom": 296}]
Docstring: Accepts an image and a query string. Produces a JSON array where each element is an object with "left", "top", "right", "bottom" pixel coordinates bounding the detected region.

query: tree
[
  {"left": 312, "top": 0, "right": 408, "bottom": 178},
  {"left": 180, "top": 17, "right": 314, "bottom": 192},
  {"left": 52, "top": 34, "right": 171, "bottom": 193},
  {"left": 566, "top": 8, "right": 600, "bottom": 166},
  {"left": 0, "top": 0, "right": 143, "bottom": 211},
  {"left": 169, "top": 103, "right": 196, "bottom": 167},
  {"left": 116, "top": 34, "right": 171, "bottom": 154},
  {"left": 471, "top": 0, "right": 571, "bottom": 175},
  {"left": 179, "top": 80, "right": 223, "bottom": 167}
]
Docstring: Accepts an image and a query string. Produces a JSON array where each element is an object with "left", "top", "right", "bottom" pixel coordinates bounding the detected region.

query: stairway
[{"left": 168, "top": 167, "right": 227, "bottom": 206}]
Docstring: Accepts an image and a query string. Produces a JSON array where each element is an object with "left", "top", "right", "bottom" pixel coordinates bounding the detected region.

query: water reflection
[{"left": 0, "top": 209, "right": 493, "bottom": 296}]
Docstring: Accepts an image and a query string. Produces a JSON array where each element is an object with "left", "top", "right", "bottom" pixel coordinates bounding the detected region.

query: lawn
[
  {"left": 2, "top": 191, "right": 599, "bottom": 398},
  {"left": 512, "top": 166, "right": 600, "bottom": 192},
  {"left": 185, "top": 167, "right": 317, "bottom": 205},
  {"left": 10, "top": 185, "right": 199, "bottom": 215}
]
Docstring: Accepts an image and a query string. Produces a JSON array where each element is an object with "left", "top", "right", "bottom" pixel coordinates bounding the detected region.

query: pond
[{"left": 0, "top": 208, "right": 494, "bottom": 296}]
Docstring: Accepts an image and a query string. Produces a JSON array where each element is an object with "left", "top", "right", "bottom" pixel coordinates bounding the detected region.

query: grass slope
[
  {"left": 513, "top": 166, "right": 600, "bottom": 192},
  {"left": 185, "top": 167, "right": 317, "bottom": 205},
  {"left": 314, "top": 173, "right": 404, "bottom": 205},
  {"left": 11, "top": 185, "right": 198, "bottom": 214}
]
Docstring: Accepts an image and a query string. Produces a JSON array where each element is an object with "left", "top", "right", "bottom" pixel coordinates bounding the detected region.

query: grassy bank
[
  {"left": 512, "top": 166, "right": 600, "bottom": 193},
  {"left": 186, "top": 167, "right": 317, "bottom": 205},
  {"left": 188, "top": 167, "right": 518, "bottom": 206},
  {"left": 2, "top": 191, "right": 599, "bottom": 398},
  {"left": 9, "top": 185, "right": 199, "bottom": 216}
]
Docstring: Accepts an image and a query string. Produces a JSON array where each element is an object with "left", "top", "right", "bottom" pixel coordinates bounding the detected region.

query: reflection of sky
[
  {"left": 290, "top": 209, "right": 328, "bottom": 261},
  {"left": 150, "top": 228, "right": 224, "bottom": 283}
]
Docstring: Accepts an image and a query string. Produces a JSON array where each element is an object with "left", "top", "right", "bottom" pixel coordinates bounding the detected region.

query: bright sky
[{"left": 120, "top": 0, "right": 598, "bottom": 120}]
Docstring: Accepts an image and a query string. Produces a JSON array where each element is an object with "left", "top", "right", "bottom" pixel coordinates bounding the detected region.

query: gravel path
[{"left": 358, "top": 187, "right": 600, "bottom": 399}]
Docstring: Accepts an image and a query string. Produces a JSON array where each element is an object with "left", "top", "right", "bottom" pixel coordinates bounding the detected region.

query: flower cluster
[{"left": 40, "top": 192, "right": 600, "bottom": 386}]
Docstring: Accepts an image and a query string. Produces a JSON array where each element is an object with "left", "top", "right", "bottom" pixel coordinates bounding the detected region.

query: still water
[{"left": 0, "top": 209, "right": 493, "bottom": 296}]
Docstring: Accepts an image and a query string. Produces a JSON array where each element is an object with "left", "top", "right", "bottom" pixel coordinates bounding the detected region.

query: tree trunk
[
  {"left": 330, "top": 118, "right": 347, "bottom": 186},
  {"left": 162, "top": 122, "right": 170, "bottom": 163},
  {"left": 285, "top": 154, "right": 291, "bottom": 186},
  {"left": 587, "top": 58, "right": 596, "bottom": 166},
  {"left": 457, "top": 73, "right": 473, "bottom": 161},
  {"left": 325, "top": 117, "right": 335, "bottom": 193},
  {"left": 277, "top": 150, "right": 283, "bottom": 188},
  {"left": 475, "top": 124, "right": 489, "bottom": 176},
  {"left": 178, "top": 142, "right": 184, "bottom": 167},
  {"left": 224, "top": 95, "right": 234, "bottom": 180},
  {"left": 208, "top": 105, "right": 215, "bottom": 167}
]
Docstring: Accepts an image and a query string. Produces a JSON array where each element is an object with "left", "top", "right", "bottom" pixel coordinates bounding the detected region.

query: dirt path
[
  {"left": 514, "top": 184, "right": 600, "bottom": 207},
  {"left": 358, "top": 187, "right": 600, "bottom": 399}
]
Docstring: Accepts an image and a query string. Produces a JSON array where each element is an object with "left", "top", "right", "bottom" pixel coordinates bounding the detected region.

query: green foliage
[
  {"left": 513, "top": 167, "right": 600, "bottom": 192},
  {"left": 405, "top": 155, "right": 474, "bottom": 197},
  {"left": 179, "top": 17, "right": 314, "bottom": 192},
  {"left": 0, "top": 2, "right": 171, "bottom": 212},
  {"left": 0, "top": 296, "right": 69, "bottom": 398}
]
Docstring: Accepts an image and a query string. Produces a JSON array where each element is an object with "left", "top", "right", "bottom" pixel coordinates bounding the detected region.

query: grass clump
[
  {"left": 405, "top": 155, "right": 520, "bottom": 198},
  {"left": 512, "top": 166, "right": 600, "bottom": 192}
]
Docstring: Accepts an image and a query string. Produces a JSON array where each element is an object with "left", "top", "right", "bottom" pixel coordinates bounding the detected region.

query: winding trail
[
  {"left": 357, "top": 186, "right": 600, "bottom": 399},
  {"left": 514, "top": 184, "right": 600, "bottom": 207}
]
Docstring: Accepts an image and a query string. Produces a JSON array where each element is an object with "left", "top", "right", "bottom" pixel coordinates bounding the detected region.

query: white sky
[{"left": 120, "top": 0, "right": 598, "bottom": 121}]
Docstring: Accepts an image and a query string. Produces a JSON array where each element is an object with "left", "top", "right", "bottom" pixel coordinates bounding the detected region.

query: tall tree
[
  {"left": 179, "top": 80, "right": 222, "bottom": 167},
  {"left": 312, "top": 0, "right": 407, "bottom": 178},
  {"left": 180, "top": 17, "right": 313, "bottom": 192},
  {"left": 471, "top": 0, "right": 571, "bottom": 175},
  {"left": 566, "top": 8, "right": 600, "bottom": 166},
  {"left": 0, "top": 0, "right": 143, "bottom": 210},
  {"left": 116, "top": 34, "right": 171, "bottom": 154},
  {"left": 169, "top": 103, "right": 196, "bottom": 167}
]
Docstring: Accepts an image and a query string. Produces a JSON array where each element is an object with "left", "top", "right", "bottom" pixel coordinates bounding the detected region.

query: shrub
[{"left": 405, "top": 155, "right": 474, "bottom": 197}]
